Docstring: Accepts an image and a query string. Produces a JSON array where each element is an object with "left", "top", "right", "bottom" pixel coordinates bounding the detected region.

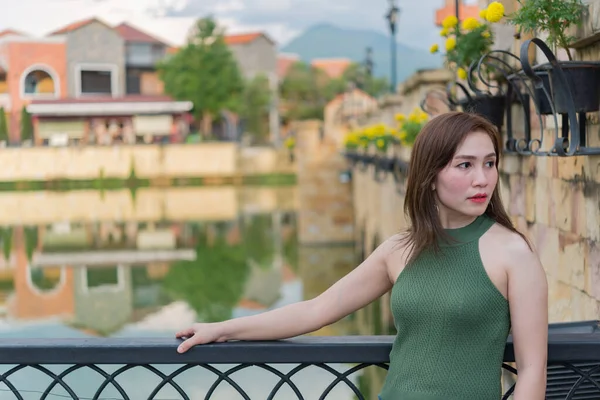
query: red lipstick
[{"left": 468, "top": 193, "right": 488, "bottom": 203}]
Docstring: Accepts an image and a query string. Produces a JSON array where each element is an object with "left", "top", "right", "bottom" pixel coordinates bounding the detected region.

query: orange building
[
  {"left": 0, "top": 33, "right": 67, "bottom": 141},
  {"left": 311, "top": 58, "right": 352, "bottom": 79},
  {"left": 435, "top": 0, "right": 480, "bottom": 26}
]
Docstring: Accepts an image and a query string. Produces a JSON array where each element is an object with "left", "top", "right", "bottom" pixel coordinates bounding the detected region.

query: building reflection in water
[{"left": 0, "top": 186, "right": 387, "bottom": 399}]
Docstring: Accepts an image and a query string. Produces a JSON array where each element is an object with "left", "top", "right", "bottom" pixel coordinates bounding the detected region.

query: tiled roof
[
  {"left": 0, "top": 29, "right": 26, "bottom": 38},
  {"left": 311, "top": 58, "right": 352, "bottom": 79},
  {"left": 277, "top": 54, "right": 300, "bottom": 78},
  {"left": 114, "top": 23, "right": 165, "bottom": 44},
  {"left": 48, "top": 17, "right": 107, "bottom": 35},
  {"left": 224, "top": 32, "right": 271, "bottom": 46},
  {"left": 435, "top": 0, "right": 480, "bottom": 26}
]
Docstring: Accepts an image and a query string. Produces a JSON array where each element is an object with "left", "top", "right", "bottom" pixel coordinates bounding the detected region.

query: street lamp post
[
  {"left": 455, "top": 0, "right": 460, "bottom": 20},
  {"left": 385, "top": 0, "right": 399, "bottom": 93}
]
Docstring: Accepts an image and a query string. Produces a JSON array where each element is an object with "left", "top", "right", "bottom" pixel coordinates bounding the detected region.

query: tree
[
  {"left": 338, "top": 63, "right": 389, "bottom": 98},
  {"left": 157, "top": 17, "right": 245, "bottom": 137},
  {"left": 279, "top": 61, "right": 389, "bottom": 122},
  {"left": 162, "top": 236, "right": 250, "bottom": 323},
  {"left": 0, "top": 107, "right": 7, "bottom": 143},
  {"left": 239, "top": 74, "right": 272, "bottom": 144},
  {"left": 280, "top": 61, "right": 329, "bottom": 121},
  {"left": 20, "top": 107, "right": 33, "bottom": 142}
]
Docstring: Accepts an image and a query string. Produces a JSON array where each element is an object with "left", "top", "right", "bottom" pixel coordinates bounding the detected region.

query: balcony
[
  {"left": 0, "top": 321, "right": 597, "bottom": 399},
  {"left": 126, "top": 43, "right": 166, "bottom": 68}
]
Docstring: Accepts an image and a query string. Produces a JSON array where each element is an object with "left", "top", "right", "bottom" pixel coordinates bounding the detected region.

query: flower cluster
[
  {"left": 344, "top": 123, "right": 397, "bottom": 152},
  {"left": 430, "top": 2, "right": 504, "bottom": 79},
  {"left": 394, "top": 108, "right": 429, "bottom": 146}
]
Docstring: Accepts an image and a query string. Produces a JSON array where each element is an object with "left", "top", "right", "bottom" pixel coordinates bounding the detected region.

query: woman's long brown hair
[{"left": 399, "top": 111, "right": 530, "bottom": 264}]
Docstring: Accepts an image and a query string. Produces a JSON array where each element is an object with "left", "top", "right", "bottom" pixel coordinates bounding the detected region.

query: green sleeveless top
[{"left": 379, "top": 215, "right": 510, "bottom": 400}]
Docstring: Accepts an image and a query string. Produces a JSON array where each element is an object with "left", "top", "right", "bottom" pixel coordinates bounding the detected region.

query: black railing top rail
[{"left": 1, "top": 327, "right": 598, "bottom": 365}]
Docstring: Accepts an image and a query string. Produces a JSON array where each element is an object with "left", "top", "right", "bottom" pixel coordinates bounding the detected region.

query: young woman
[{"left": 176, "top": 112, "right": 549, "bottom": 400}]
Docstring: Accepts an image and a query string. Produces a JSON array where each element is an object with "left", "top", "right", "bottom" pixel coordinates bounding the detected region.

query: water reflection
[{"left": 0, "top": 186, "right": 375, "bottom": 399}]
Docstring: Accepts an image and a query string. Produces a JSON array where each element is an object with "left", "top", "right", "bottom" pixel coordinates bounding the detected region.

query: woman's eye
[
  {"left": 486, "top": 161, "right": 496, "bottom": 167},
  {"left": 457, "top": 162, "right": 471, "bottom": 169}
]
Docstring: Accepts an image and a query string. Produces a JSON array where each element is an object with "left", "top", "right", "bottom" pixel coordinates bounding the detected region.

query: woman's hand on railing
[{"left": 176, "top": 323, "right": 227, "bottom": 353}]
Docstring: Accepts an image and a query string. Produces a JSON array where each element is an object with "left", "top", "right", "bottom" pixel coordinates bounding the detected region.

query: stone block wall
[
  {"left": 350, "top": 141, "right": 599, "bottom": 326},
  {"left": 344, "top": 0, "right": 600, "bottom": 324}
]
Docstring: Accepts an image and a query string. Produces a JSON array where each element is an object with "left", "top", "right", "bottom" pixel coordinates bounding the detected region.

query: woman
[{"left": 176, "top": 112, "right": 549, "bottom": 400}]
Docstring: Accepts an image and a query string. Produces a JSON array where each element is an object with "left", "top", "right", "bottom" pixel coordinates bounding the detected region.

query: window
[
  {"left": 126, "top": 69, "right": 141, "bottom": 95},
  {"left": 80, "top": 70, "right": 112, "bottom": 95},
  {"left": 21, "top": 67, "right": 58, "bottom": 97}
]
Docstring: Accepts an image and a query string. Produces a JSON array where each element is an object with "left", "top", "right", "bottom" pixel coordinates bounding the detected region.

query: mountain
[{"left": 281, "top": 23, "right": 442, "bottom": 84}]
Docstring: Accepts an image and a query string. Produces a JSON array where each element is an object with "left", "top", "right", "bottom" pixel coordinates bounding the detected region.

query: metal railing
[{"left": 0, "top": 321, "right": 598, "bottom": 399}]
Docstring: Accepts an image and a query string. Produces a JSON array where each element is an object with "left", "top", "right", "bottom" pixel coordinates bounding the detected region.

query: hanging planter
[
  {"left": 544, "top": 61, "right": 600, "bottom": 113},
  {"left": 448, "top": 81, "right": 506, "bottom": 130},
  {"left": 458, "top": 94, "right": 506, "bottom": 129},
  {"left": 508, "top": 0, "right": 600, "bottom": 114}
]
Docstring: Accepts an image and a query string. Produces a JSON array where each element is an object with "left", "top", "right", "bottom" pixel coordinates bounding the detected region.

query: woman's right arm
[{"left": 176, "top": 237, "right": 397, "bottom": 353}]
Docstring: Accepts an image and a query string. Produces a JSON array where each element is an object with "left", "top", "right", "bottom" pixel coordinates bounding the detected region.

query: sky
[{"left": 0, "top": 0, "right": 478, "bottom": 50}]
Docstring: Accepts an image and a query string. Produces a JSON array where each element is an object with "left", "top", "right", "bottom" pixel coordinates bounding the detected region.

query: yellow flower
[
  {"left": 479, "top": 9, "right": 487, "bottom": 19},
  {"left": 485, "top": 1, "right": 504, "bottom": 23},
  {"left": 429, "top": 43, "right": 439, "bottom": 54},
  {"left": 462, "top": 17, "right": 480, "bottom": 31},
  {"left": 442, "top": 15, "right": 458, "bottom": 29},
  {"left": 440, "top": 27, "right": 449, "bottom": 37},
  {"left": 376, "top": 138, "right": 385, "bottom": 149},
  {"left": 445, "top": 37, "right": 456, "bottom": 51},
  {"left": 482, "top": 30, "right": 491, "bottom": 38},
  {"left": 457, "top": 67, "right": 467, "bottom": 80},
  {"left": 395, "top": 113, "right": 406, "bottom": 123},
  {"left": 285, "top": 137, "right": 295, "bottom": 149},
  {"left": 374, "top": 123, "right": 386, "bottom": 135}
]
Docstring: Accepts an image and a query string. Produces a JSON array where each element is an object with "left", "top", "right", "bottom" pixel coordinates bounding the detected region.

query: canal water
[{"left": 0, "top": 185, "right": 388, "bottom": 399}]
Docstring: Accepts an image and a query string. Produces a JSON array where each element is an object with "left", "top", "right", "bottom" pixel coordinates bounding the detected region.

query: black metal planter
[
  {"left": 458, "top": 94, "right": 506, "bottom": 130},
  {"left": 532, "top": 70, "right": 554, "bottom": 115},
  {"left": 543, "top": 61, "right": 600, "bottom": 113}
]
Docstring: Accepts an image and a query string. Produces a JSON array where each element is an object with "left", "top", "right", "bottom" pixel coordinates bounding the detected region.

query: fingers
[
  {"left": 177, "top": 336, "right": 198, "bottom": 353},
  {"left": 175, "top": 327, "right": 195, "bottom": 339}
]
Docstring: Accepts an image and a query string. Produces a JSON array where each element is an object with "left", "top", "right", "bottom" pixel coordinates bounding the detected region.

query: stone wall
[
  {"left": 0, "top": 143, "right": 295, "bottom": 181},
  {"left": 344, "top": 2, "right": 600, "bottom": 325}
]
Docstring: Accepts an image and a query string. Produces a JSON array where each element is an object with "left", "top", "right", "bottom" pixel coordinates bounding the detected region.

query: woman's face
[{"left": 434, "top": 131, "right": 498, "bottom": 226}]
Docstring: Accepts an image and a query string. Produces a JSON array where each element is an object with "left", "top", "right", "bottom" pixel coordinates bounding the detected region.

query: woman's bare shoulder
[{"left": 484, "top": 222, "right": 539, "bottom": 270}]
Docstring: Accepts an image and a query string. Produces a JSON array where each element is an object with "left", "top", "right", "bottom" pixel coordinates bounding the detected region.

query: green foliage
[
  {"left": 24, "top": 226, "right": 38, "bottom": 262},
  {"left": 242, "top": 214, "right": 274, "bottom": 267},
  {"left": 0, "top": 107, "right": 8, "bottom": 142},
  {"left": 20, "top": 107, "right": 33, "bottom": 142},
  {"left": 335, "top": 63, "right": 388, "bottom": 98},
  {"left": 280, "top": 61, "right": 387, "bottom": 121},
  {"left": 157, "top": 17, "right": 245, "bottom": 121},
  {"left": 162, "top": 235, "right": 250, "bottom": 322},
  {"left": 280, "top": 61, "right": 327, "bottom": 121},
  {"left": 239, "top": 74, "right": 272, "bottom": 144},
  {"left": 508, "top": 0, "right": 586, "bottom": 61},
  {"left": 0, "top": 227, "right": 11, "bottom": 261},
  {"left": 445, "top": 25, "right": 494, "bottom": 73}
]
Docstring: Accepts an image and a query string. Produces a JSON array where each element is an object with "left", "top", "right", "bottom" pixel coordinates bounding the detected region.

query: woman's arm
[
  {"left": 506, "top": 238, "right": 549, "bottom": 400},
  {"left": 176, "top": 237, "right": 397, "bottom": 353}
]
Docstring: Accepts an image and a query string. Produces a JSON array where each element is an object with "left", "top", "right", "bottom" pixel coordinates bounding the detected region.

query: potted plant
[
  {"left": 431, "top": 2, "right": 507, "bottom": 125},
  {"left": 508, "top": 0, "right": 600, "bottom": 113}
]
